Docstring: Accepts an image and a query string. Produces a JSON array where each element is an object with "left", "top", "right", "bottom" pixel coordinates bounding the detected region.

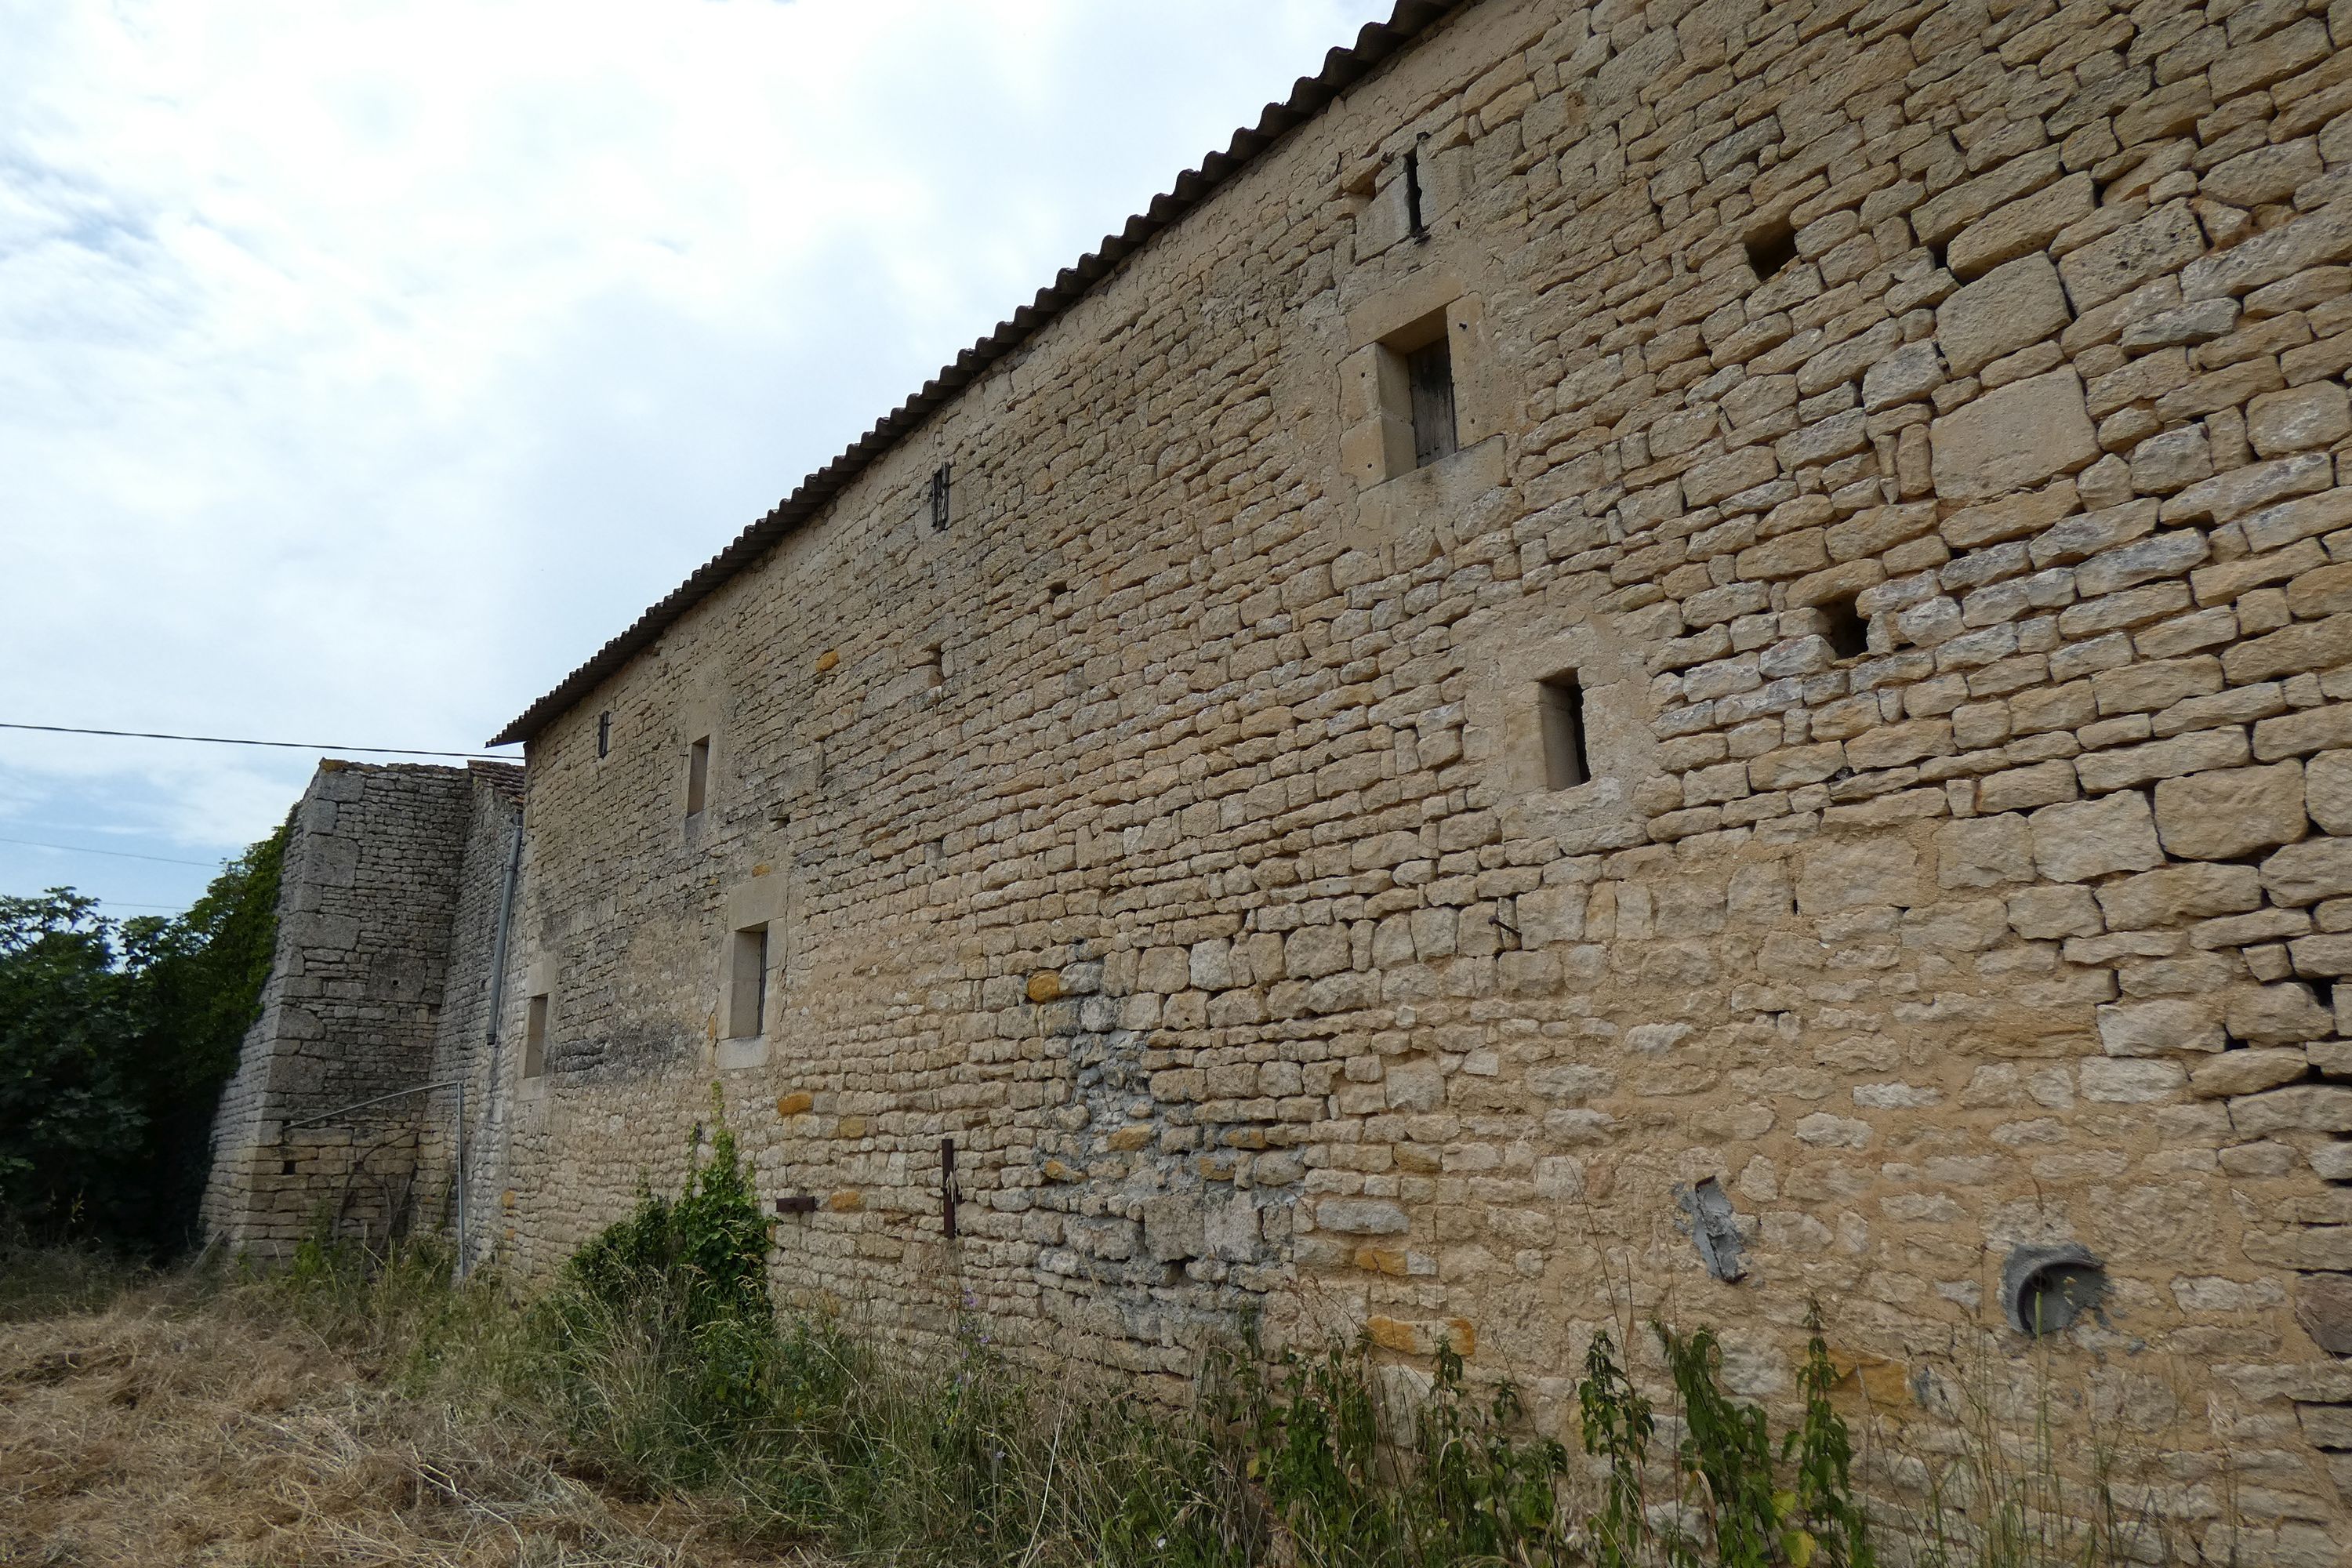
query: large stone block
[
  {"left": 2030, "top": 793, "right": 2164, "bottom": 883},
  {"left": 1937, "top": 815, "right": 2035, "bottom": 887},
  {"left": 2227, "top": 982, "right": 2337, "bottom": 1046},
  {"left": 2309, "top": 750, "right": 2352, "bottom": 835},
  {"left": 1795, "top": 837, "right": 1927, "bottom": 912},
  {"left": 2076, "top": 728, "right": 2250, "bottom": 794},
  {"left": 2097, "top": 998, "right": 2224, "bottom": 1057},
  {"left": 2152, "top": 763, "right": 2307, "bottom": 861},
  {"left": 1930, "top": 371, "right": 2099, "bottom": 503},
  {"left": 1947, "top": 172, "right": 2093, "bottom": 279},
  {"left": 1938, "top": 254, "right": 2072, "bottom": 376},
  {"left": 1142, "top": 1196, "right": 1206, "bottom": 1262},
  {"left": 1316, "top": 1197, "right": 1409, "bottom": 1236},
  {"left": 2297, "top": 1273, "right": 2352, "bottom": 1356},
  {"left": 2222, "top": 614, "right": 2352, "bottom": 687},
  {"left": 2190, "top": 1047, "right": 2309, "bottom": 1098},
  {"left": 2230, "top": 1083, "right": 2352, "bottom": 1134},
  {"left": 2263, "top": 838, "right": 2352, "bottom": 906},
  {"left": 2009, "top": 884, "right": 2105, "bottom": 938},
  {"left": 2094, "top": 863, "right": 2263, "bottom": 929},
  {"left": 2079, "top": 1057, "right": 2186, "bottom": 1102}
]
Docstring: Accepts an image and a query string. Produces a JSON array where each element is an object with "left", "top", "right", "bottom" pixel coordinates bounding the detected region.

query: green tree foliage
[
  {"left": 0, "top": 823, "right": 287, "bottom": 1251},
  {"left": 0, "top": 891, "right": 151, "bottom": 1236}
]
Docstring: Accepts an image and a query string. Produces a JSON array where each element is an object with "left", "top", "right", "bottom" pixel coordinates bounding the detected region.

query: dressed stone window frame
[
  {"left": 1460, "top": 606, "right": 1659, "bottom": 857},
  {"left": 1335, "top": 267, "right": 1511, "bottom": 554},
  {"left": 514, "top": 953, "right": 561, "bottom": 1101},
  {"left": 716, "top": 869, "right": 789, "bottom": 1070}
]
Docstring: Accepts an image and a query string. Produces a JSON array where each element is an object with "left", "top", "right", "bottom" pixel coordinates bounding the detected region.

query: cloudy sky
[{"left": 1, "top": 0, "right": 1396, "bottom": 916}]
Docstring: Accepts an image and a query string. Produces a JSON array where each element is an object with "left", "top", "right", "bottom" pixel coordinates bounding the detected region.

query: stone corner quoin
[{"left": 206, "top": 0, "right": 2352, "bottom": 1535}]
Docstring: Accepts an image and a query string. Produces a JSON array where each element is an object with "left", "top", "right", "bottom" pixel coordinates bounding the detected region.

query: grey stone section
[{"left": 201, "top": 761, "right": 521, "bottom": 1254}]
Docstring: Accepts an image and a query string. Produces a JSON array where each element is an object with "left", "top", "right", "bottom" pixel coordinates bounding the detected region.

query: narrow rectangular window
[
  {"left": 597, "top": 711, "right": 611, "bottom": 759},
  {"left": 930, "top": 463, "right": 952, "bottom": 532},
  {"left": 1538, "top": 673, "right": 1589, "bottom": 790},
  {"left": 1406, "top": 337, "right": 1457, "bottom": 468},
  {"left": 686, "top": 736, "right": 710, "bottom": 817},
  {"left": 523, "top": 993, "right": 550, "bottom": 1079},
  {"left": 729, "top": 924, "right": 768, "bottom": 1040}
]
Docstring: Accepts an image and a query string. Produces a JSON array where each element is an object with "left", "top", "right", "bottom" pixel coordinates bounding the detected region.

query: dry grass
[{"left": 0, "top": 1269, "right": 804, "bottom": 1567}]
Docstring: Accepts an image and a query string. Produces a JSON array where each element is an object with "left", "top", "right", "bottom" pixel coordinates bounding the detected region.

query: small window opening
[
  {"left": 523, "top": 993, "right": 550, "bottom": 1079},
  {"left": 1404, "top": 140, "right": 1427, "bottom": 240},
  {"left": 1819, "top": 596, "right": 1871, "bottom": 660},
  {"left": 686, "top": 737, "right": 710, "bottom": 817},
  {"left": 1745, "top": 217, "right": 1798, "bottom": 281},
  {"left": 929, "top": 463, "right": 952, "bottom": 532},
  {"left": 281, "top": 1158, "right": 297, "bottom": 1176},
  {"left": 1925, "top": 238, "right": 1949, "bottom": 274},
  {"left": 597, "top": 711, "right": 611, "bottom": 759},
  {"left": 728, "top": 924, "right": 769, "bottom": 1040},
  {"left": 1406, "top": 336, "right": 1457, "bottom": 469},
  {"left": 1538, "top": 673, "right": 1590, "bottom": 790}
]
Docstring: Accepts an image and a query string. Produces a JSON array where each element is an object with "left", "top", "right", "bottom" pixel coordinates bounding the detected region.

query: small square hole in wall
[
  {"left": 1818, "top": 596, "right": 1871, "bottom": 660},
  {"left": 686, "top": 736, "right": 710, "bottom": 817},
  {"left": 728, "top": 924, "right": 769, "bottom": 1040},
  {"left": 1745, "top": 217, "right": 1798, "bottom": 281},
  {"left": 522, "top": 993, "right": 550, "bottom": 1079},
  {"left": 1537, "top": 673, "right": 1590, "bottom": 790}
]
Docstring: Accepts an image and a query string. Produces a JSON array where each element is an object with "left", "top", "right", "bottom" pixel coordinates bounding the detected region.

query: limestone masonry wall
[
  {"left": 212, "top": 0, "right": 2352, "bottom": 1548},
  {"left": 204, "top": 761, "right": 515, "bottom": 1250}
]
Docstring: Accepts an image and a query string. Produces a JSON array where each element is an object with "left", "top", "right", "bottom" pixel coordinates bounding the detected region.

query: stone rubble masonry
[
  {"left": 208, "top": 0, "right": 2352, "bottom": 1542},
  {"left": 201, "top": 761, "right": 521, "bottom": 1252}
]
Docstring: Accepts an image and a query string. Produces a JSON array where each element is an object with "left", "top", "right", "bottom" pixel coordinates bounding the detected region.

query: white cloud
[{"left": 0, "top": 0, "right": 1396, "bottom": 908}]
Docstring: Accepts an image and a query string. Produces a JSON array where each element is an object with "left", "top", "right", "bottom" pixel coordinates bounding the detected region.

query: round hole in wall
[{"left": 2000, "top": 1243, "right": 2105, "bottom": 1338}]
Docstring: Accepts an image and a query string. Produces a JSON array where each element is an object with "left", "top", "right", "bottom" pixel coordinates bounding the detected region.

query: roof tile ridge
[{"left": 488, "top": 0, "right": 1464, "bottom": 748}]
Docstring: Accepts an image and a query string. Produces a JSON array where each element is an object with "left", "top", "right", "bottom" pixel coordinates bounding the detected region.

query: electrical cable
[
  {"left": 0, "top": 835, "right": 226, "bottom": 867},
  {"left": 0, "top": 721, "right": 515, "bottom": 760}
]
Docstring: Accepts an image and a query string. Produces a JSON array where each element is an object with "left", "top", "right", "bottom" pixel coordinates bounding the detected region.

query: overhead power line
[
  {"left": 0, "top": 721, "right": 515, "bottom": 760},
  {"left": 0, "top": 835, "right": 225, "bottom": 868}
]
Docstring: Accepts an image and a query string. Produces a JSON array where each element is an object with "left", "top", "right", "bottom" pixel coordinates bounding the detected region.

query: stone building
[{"left": 208, "top": 0, "right": 2352, "bottom": 1543}]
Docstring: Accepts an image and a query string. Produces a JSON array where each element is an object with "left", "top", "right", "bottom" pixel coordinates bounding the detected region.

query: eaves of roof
[{"left": 488, "top": 0, "right": 1463, "bottom": 748}]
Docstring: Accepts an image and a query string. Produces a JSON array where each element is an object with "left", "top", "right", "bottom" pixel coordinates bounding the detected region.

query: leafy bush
[
  {"left": 529, "top": 1099, "right": 783, "bottom": 1486},
  {"left": 1575, "top": 1315, "right": 1873, "bottom": 1568},
  {"left": 1229, "top": 1333, "right": 1573, "bottom": 1567}
]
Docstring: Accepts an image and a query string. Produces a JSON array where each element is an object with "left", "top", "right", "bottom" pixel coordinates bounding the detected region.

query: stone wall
[
  {"left": 202, "top": 761, "right": 509, "bottom": 1251},
  {"left": 227, "top": 0, "right": 2352, "bottom": 1545},
  {"left": 419, "top": 765, "right": 527, "bottom": 1266}
]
